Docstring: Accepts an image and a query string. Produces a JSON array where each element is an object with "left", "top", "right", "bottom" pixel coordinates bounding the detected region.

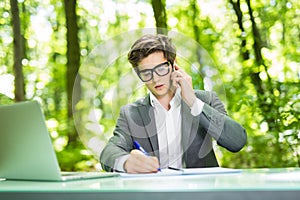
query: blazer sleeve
[
  {"left": 99, "top": 106, "right": 133, "bottom": 172},
  {"left": 196, "top": 91, "right": 247, "bottom": 152}
]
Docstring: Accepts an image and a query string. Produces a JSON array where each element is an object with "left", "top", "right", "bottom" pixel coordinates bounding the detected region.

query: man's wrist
[
  {"left": 187, "top": 96, "right": 196, "bottom": 108},
  {"left": 113, "top": 154, "right": 130, "bottom": 172}
]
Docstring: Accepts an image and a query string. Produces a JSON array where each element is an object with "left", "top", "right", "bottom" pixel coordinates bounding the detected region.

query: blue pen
[
  {"left": 133, "top": 140, "right": 161, "bottom": 171},
  {"left": 133, "top": 140, "right": 150, "bottom": 156}
]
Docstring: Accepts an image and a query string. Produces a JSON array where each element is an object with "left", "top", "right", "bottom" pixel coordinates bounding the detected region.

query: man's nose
[{"left": 152, "top": 72, "right": 160, "bottom": 82}]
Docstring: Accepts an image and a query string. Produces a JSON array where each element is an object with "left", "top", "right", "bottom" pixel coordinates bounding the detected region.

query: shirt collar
[{"left": 149, "top": 88, "right": 182, "bottom": 108}]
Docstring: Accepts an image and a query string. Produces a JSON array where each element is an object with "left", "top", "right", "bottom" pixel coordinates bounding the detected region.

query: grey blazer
[{"left": 100, "top": 90, "right": 247, "bottom": 172}]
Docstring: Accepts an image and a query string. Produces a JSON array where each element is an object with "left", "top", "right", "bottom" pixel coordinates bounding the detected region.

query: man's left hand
[{"left": 171, "top": 63, "right": 196, "bottom": 108}]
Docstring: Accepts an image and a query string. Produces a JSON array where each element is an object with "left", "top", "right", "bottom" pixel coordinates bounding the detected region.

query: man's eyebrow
[{"left": 140, "top": 61, "right": 168, "bottom": 68}]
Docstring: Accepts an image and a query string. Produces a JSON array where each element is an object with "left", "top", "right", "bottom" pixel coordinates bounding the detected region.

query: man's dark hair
[{"left": 127, "top": 34, "right": 176, "bottom": 68}]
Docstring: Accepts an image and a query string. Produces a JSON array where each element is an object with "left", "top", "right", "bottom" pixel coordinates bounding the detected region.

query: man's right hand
[{"left": 124, "top": 150, "right": 160, "bottom": 174}]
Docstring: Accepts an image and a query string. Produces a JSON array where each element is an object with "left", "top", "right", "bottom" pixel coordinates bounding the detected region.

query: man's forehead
[{"left": 138, "top": 60, "right": 168, "bottom": 70}]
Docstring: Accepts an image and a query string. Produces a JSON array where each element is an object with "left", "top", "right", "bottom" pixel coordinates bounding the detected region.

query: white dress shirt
[
  {"left": 150, "top": 88, "right": 204, "bottom": 168},
  {"left": 150, "top": 89, "right": 182, "bottom": 168}
]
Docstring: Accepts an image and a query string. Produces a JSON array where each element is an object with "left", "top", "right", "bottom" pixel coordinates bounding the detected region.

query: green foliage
[{"left": 1, "top": 0, "right": 299, "bottom": 171}]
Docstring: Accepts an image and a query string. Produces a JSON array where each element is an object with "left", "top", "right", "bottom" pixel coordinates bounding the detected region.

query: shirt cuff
[
  {"left": 113, "top": 154, "right": 130, "bottom": 172},
  {"left": 190, "top": 98, "right": 204, "bottom": 116}
]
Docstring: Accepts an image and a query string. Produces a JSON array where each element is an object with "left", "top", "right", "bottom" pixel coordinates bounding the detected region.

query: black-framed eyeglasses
[{"left": 136, "top": 61, "right": 171, "bottom": 82}]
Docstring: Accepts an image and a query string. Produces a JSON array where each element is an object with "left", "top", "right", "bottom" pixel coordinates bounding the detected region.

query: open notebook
[
  {"left": 0, "top": 101, "right": 118, "bottom": 181},
  {"left": 119, "top": 167, "right": 241, "bottom": 178}
]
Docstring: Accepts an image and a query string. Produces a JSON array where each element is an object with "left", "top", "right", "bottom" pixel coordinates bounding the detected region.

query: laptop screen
[{"left": 0, "top": 101, "right": 62, "bottom": 181}]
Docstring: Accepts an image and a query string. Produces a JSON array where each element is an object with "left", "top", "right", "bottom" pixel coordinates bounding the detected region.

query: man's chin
[{"left": 153, "top": 88, "right": 175, "bottom": 98}]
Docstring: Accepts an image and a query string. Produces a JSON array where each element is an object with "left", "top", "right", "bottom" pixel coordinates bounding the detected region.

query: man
[{"left": 100, "top": 34, "right": 247, "bottom": 173}]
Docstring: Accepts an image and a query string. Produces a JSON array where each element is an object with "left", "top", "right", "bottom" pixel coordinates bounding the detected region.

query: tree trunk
[
  {"left": 151, "top": 0, "right": 168, "bottom": 34},
  {"left": 190, "top": 0, "right": 203, "bottom": 65},
  {"left": 229, "top": 0, "right": 249, "bottom": 60},
  {"left": 229, "top": 0, "right": 270, "bottom": 104},
  {"left": 10, "top": 0, "right": 25, "bottom": 102},
  {"left": 64, "top": 0, "right": 81, "bottom": 144}
]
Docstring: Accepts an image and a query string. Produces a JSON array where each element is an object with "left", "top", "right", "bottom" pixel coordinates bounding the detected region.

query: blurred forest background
[{"left": 1, "top": 0, "right": 299, "bottom": 171}]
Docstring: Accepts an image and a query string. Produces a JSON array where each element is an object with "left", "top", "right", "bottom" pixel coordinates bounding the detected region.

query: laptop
[{"left": 0, "top": 101, "right": 118, "bottom": 181}]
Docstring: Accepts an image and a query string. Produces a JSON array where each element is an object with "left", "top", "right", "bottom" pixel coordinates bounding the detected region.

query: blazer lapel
[
  {"left": 181, "top": 101, "right": 194, "bottom": 154},
  {"left": 137, "top": 96, "right": 160, "bottom": 159}
]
